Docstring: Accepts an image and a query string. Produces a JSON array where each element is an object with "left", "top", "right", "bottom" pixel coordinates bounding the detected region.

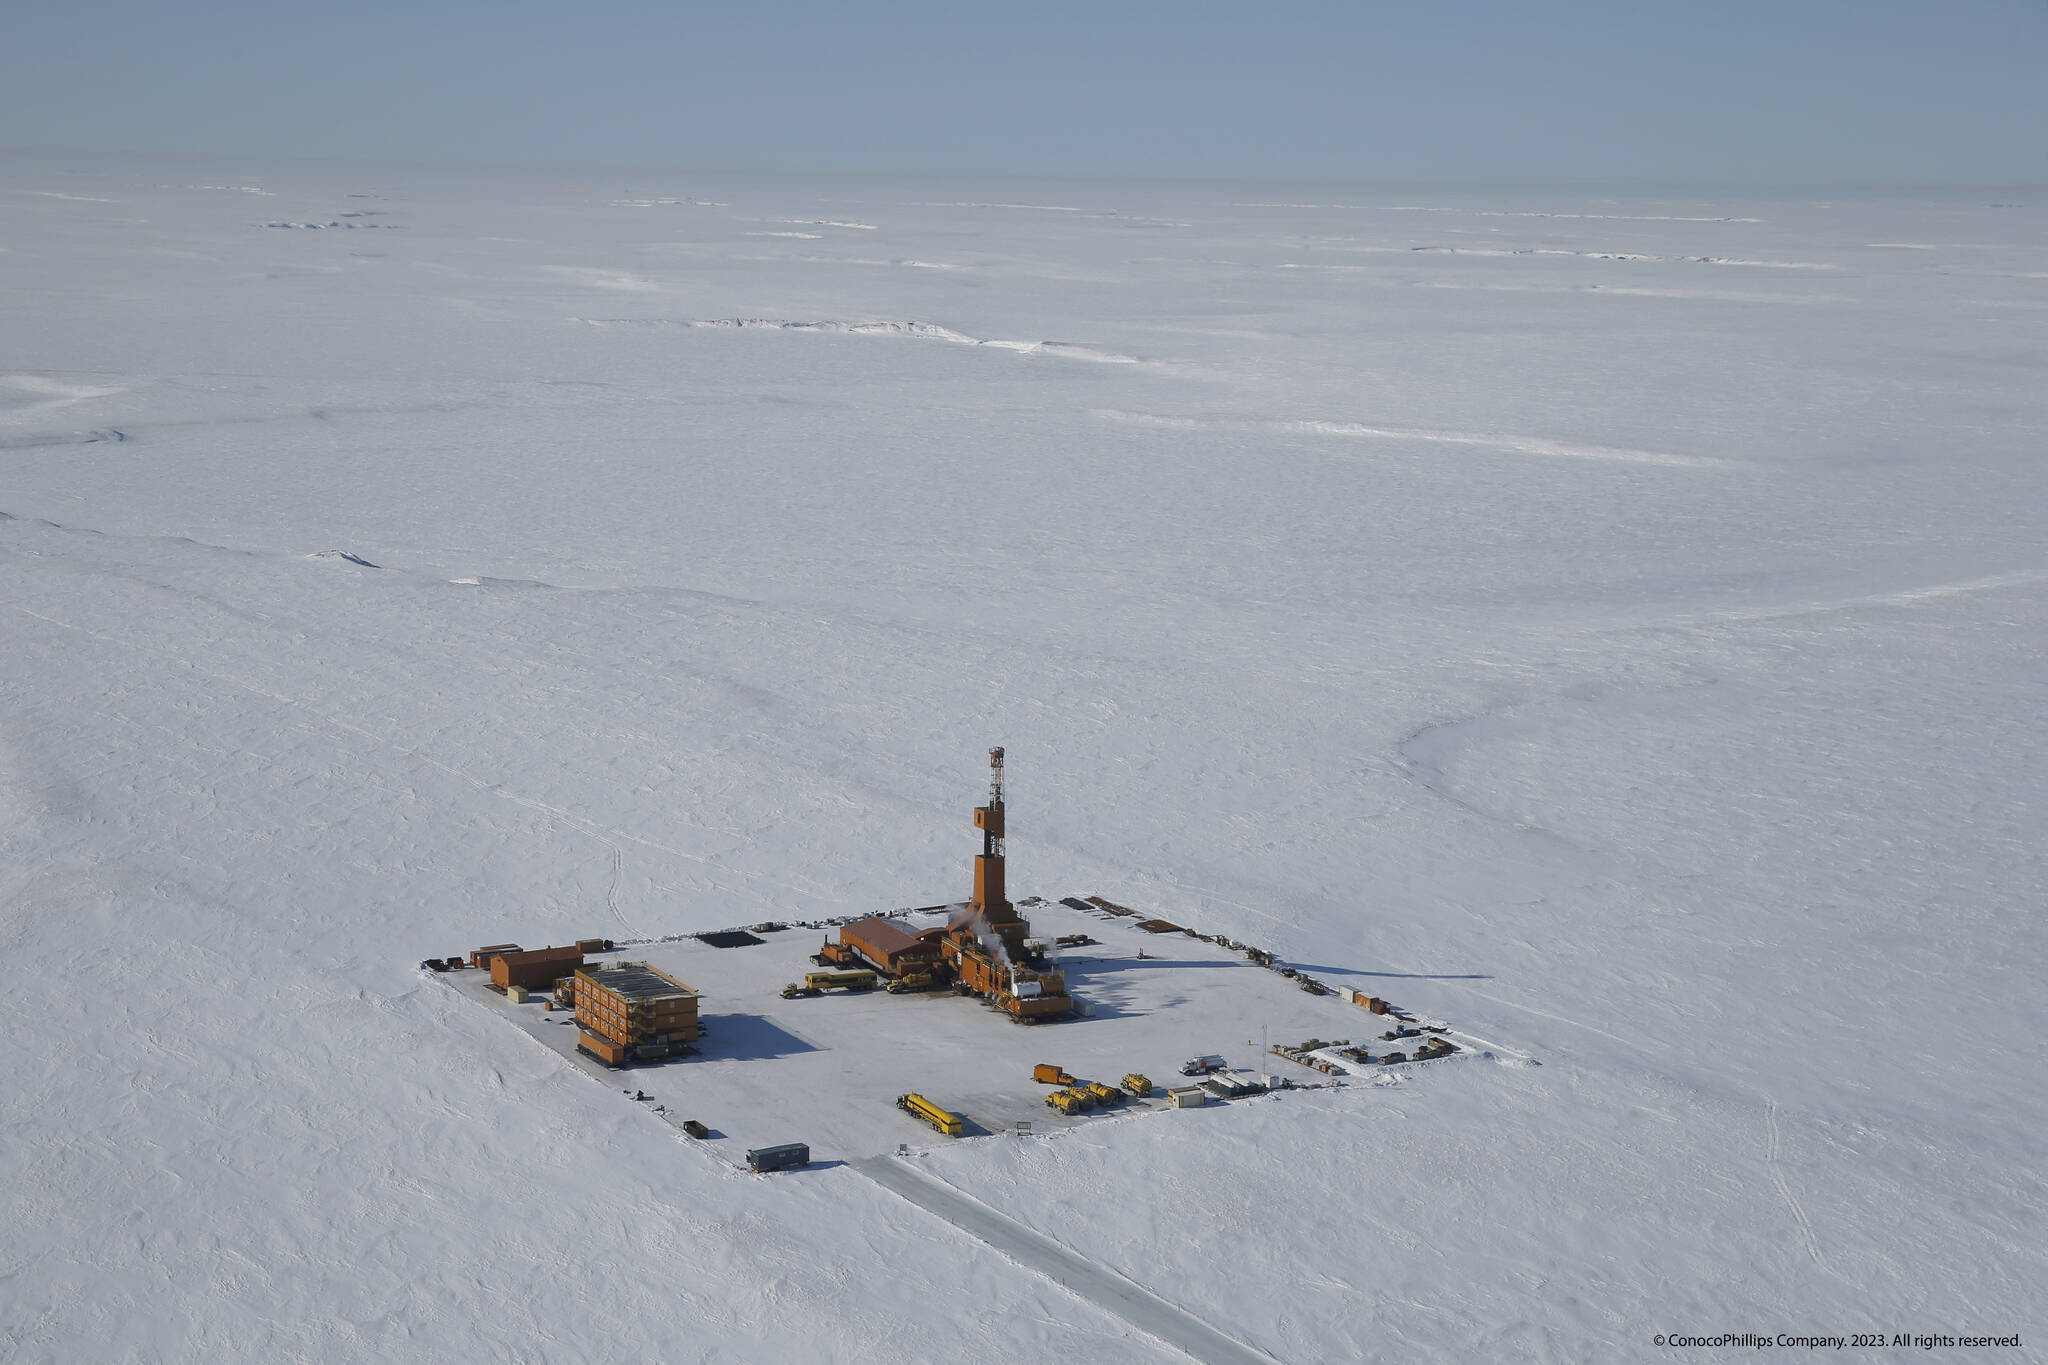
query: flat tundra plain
[{"left": 1, "top": 151, "right": 2043, "bottom": 1363}]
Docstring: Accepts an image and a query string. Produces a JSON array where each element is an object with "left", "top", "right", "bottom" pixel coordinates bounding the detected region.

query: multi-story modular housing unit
[{"left": 573, "top": 961, "right": 699, "bottom": 1067}]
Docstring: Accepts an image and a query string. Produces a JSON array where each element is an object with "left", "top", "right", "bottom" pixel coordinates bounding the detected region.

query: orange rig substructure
[{"left": 825, "top": 747, "right": 1072, "bottom": 1023}]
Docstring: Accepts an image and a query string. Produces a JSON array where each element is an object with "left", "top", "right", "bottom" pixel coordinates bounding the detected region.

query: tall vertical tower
[
  {"left": 967, "top": 746, "right": 1032, "bottom": 957},
  {"left": 972, "top": 746, "right": 1008, "bottom": 916}
]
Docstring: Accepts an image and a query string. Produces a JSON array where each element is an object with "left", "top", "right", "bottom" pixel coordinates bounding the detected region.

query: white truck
[{"left": 1179, "top": 1054, "right": 1227, "bottom": 1076}]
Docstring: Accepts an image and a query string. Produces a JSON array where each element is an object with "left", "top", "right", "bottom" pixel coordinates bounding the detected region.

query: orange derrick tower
[
  {"left": 969, "top": 746, "right": 1032, "bottom": 959},
  {"left": 945, "top": 747, "right": 1071, "bottom": 1022}
]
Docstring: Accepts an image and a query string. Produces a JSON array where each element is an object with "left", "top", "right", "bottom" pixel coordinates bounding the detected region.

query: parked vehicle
[
  {"left": 897, "top": 1093, "right": 965, "bottom": 1136},
  {"left": 806, "top": 970, "right": 878, "bottom": 992},
  {"left": 746, "top": 1143, "right": 809, "bottom": 1173},
  {"left": 785, "top": 970, "right": 878, "bottom": 998}
]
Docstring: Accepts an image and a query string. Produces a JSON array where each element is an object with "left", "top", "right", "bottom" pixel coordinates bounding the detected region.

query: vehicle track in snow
[
  {"left": 1766, "top": 1099, "right": 1828, "bottom": 1269},
  {"left": 602, "top": 843, "right": 632, "bottom": 933},
  {"left": 852, "top": 1156, "right": 1277, "bottom": 1365},
  {"left": 0, "top": 427, "right": 126, "bottom": 450}
]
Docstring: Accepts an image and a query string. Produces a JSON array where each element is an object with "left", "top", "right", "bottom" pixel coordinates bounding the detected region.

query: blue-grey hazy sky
[{"left": 4, "top": 0, "right": 2043, "bottom": 182}]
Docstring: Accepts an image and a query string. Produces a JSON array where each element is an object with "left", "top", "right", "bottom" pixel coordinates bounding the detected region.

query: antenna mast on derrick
[{"left": 986, "top": 747, "right": 1004, "bottom": 857}]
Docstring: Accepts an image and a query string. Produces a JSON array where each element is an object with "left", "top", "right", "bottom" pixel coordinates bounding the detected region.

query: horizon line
[{"left": 3, "top": 143, "right": 2043, "bottom": 195}]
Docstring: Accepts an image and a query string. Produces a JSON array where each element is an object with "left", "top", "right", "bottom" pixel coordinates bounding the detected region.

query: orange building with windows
[{"left": 573, "top": 962, "right": 699, "bottom": 1067}]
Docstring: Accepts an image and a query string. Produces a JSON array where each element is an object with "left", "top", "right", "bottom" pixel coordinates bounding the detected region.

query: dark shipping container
[{"left": 746, "top": 1143, "right": 809, "bottom": 1173}]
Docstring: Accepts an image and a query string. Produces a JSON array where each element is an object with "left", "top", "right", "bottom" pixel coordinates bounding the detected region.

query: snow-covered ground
[{"left": 2, "top": 150, "right": 2042, "bottom": 1362}]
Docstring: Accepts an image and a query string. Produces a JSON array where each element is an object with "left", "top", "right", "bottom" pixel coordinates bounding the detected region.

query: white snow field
[{"left": 2, "top": 149, "right": 2044, "bottom": 1362}]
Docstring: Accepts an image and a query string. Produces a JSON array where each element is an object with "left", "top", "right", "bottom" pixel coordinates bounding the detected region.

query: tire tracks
[
  {"left": 1766, "top": 1099, "right": 1828, "bottom": 1270},
  {"left": 602, "top": 843, "right": 633, "bottom": 934},
  {"left": 852, "top": 1156, "right": 1277, "bottom": 1365}
]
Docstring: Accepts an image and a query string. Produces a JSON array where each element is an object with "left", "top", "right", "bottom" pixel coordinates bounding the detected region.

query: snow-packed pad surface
[{"left": 2, "top": 151, "right": 2043, "bottom": 1362}]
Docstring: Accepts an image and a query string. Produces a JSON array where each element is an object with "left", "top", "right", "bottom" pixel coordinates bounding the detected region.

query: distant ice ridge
[
  {"left": 1284, "top": 246, "right": 1837, "bottom": 269},
  {"left": 917, "top": 201, "right": 1093, "bottom": 212},
  {"left": 1096, "top": 409, "right": 1730, "bottom": 468},
  {"left": 696, "top": 318, "right": 982, "bottom": 343},
  {"left": 608, "top": 197, "right": 730, "bottom": 207},
  {"left": 1285, "top": 419, "right": 1726, "bottom": 468},
  {"left": 1234, "top": 203, "right": 1764, "bottom": 222},
  {"left": 1386, "top": 206, "right": 1764, "bottom": 223},
  {"left": 580, "top": 317, "right": 1143, "bottom": 363},
  {"left": 0, "top": 373, "right": 128, "bottom": 413}
]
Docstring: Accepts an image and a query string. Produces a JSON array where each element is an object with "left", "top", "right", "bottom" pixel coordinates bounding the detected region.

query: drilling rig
[
  {"left": 966, "top": 746, "right": 1030, "bottom": 959},
  {"left": 943, "top": 747, "right": 1071, "bottom": 1022}
]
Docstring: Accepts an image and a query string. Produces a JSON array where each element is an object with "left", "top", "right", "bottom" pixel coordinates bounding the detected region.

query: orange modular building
[
  {"left": 840, "top": 916, "right": 947, "bottom": 977},
  {"left": 489, "top": 945, "right": 584, "bottom": 990},
  {"left": 574, "top": 962, "right": 699, "bottom": 1067}
]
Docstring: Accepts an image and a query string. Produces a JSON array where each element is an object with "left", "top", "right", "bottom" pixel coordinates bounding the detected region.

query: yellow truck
[
  {"left": 1122, "top": 1073, "right": 1154, "bottom": 1097},
  {"left": 1083, "top": 1081, "right": 1122, "bottom": 1107},
  {"left": 1032, "top": 1063, "right": 1077, "bottom": 1085},
  {"left": 886, "top": 971, "right": 934, "bottom": 994},
  {"left": 810, "top": 969, "right": 877, "bottom": 991},
  {"left": 1045, "top": 1088, "right": 1089, "bottom": 1115},
  {"left": 897, "top": 1092, "right": 964, "bottom": 1136},
  {"left": 782, "top": 970, "right": 880, "bottom": 998}
]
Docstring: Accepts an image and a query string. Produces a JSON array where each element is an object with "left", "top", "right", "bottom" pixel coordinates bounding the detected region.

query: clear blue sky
[{"left": 4, "top": 0, "right": 2043, "bottom": 182}]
